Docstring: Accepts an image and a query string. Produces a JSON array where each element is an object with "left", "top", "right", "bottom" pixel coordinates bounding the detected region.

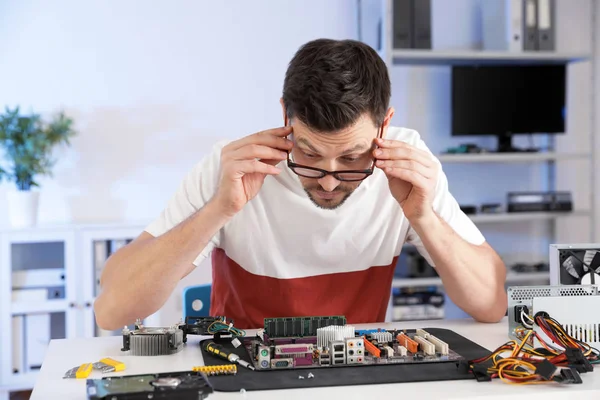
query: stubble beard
[{"left": 303, "top": 183, "right": 360, "bottom": 210}]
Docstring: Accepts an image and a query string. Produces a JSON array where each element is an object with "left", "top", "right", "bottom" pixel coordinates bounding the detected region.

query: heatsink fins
[
  {"left": 316, "top": 325, "right": 355, "bottom": 349},
  {"left": 370, "top": 331, "right": 393, "bottom": 343},
  {"left": 122, "top": 326, "right": 184, "bottom": 356}
]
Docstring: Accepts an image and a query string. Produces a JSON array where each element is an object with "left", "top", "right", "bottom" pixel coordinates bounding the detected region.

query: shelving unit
[
  {"left": 11, "top": 300, "right": 70, "bottom": 315},
  {"left": 358, "top": 0, "right": 597, "bottom": 320},
  {"left": 389, "top": 49, "right": 590, "bottom": 66},
  {"left": 392, "top": 271, "right": 551, "bottom": 289},
  {"left": 467, "top": 211, "right": 590, "bottom": 224},
  {"left": 438, "top": 152, "right": 590, "bottom": 163},
  {"left": 0, "top": 222, "right": 155, "bottom": 397}
]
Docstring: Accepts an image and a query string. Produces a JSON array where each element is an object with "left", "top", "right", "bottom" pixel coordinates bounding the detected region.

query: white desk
[{"left": 31, "top": 317, "right": 599, "bottom": 399}]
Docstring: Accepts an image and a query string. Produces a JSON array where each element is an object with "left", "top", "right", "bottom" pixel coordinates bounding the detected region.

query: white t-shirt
[{"left": 145, "top": 126, "right": 485, "bottom": 328}]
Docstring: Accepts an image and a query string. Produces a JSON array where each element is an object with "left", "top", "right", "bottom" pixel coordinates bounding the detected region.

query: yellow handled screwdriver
[{"left": 204, "top": 341, "right": 255, "bottom": 371}]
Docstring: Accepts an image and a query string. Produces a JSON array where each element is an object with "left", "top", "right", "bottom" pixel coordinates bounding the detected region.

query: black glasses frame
[{"left": 285, "top": 118, "right": 384, "bottom": 182}]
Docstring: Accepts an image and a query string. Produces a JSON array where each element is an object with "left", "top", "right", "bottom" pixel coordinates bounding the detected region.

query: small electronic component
[
  {"left": 345, "top": 338, "right": 364, "bottom": 357},
  {"left": 397, "top": 333, "right": 418, "bottom": 354},
  {"left": 192, "top": 364, "right": 237, "bottom": 375},
  {"left": 347, "top": 355, "right": 364, "bottom": 364},
  {"left": 180, "top": 315, "right": 228, "bottom": 335},
  {"left": 275, "top": 343, "right": 314, "bottom": 355},
  {"left": 294, "top": 353, "right": 314, "bottom": 366},
  {"left": 92, "top": 358, "right": 125, "bottom": 373},
  {"left": 316, "top": 325, "right": 355, "bottom": 348},
  {"left": 363, "top": 337, "right": 381, "bottom": 358},
  {"left": 121, "top": 320, "right": 184, "bottom": 356},
  {"left": 397, "top": 345, "right": 407, "bottom": 356},
  {"left": 370, "top": 331, "right": 393, "bottom": 343},
  {"left": 330, "top": 340, "right": 346, "bottom": 365},
  {"left": 86, "top": 371, "right": 213, "bottom": 400},
  {"left": 204, "top": 341, "right": 255, "bottom": 371},
  {"left": 356, "top": 328, "right": 386, "bottom": 335},
  {"left": 416, "top": 329, "right": 449, "bottom": 355},
  {"left": 534, "top": 359, "right": 557, "bottom": 380},
  {"left": 257, "top": 345, "right": 271, "bottom": 369},
  {"left": 318, "top": 349, "right": 330, "bottom": 366},
  {"left": 413, "top": 336, "right": 436, "bottom": 355},
  {"left": 64, "top": 363, "right": 93, "bottom": 379},
  {"left": 271, "top": 358, "right": 294, "bottom": 368},
  {"left": 383, "top": 345, "right": 394, "bottom": 358},
  {"left": 180, "top": 316, "right": 244, "bottom": 341},
  {"left": 265, "top": 315, "right": 347, "bottom": 337}
]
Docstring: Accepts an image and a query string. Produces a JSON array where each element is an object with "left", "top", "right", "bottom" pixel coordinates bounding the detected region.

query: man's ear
[
  {"left": 280, "top": 98, "right": 287, "bottom": 125},
  {"left": 381, "top": 107, "right": 395, "bottom": 138}
]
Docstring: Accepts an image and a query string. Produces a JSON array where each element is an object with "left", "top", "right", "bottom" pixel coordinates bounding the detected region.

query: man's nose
[{"left": 317, "top": 175, "right": 341, "bottom": 192}]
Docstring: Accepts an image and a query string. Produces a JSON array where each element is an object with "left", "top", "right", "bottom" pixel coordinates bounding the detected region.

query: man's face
[{"left": 288, "top": 116, "right": 379, "bottom": 210}]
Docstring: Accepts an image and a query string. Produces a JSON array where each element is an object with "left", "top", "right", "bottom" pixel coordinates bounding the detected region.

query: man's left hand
[{"left": 373, "top": 138, "right": 438, "bottom": 222}]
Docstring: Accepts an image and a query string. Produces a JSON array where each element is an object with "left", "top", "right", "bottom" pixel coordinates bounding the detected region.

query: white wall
[
  {"left": 0, "top": 0, "right": 358, "bottom": 226},
  {"left": 0, "top": 0, "right": 359, "bottom": 324},
  {"left": 0, "top": 0, "right": 595, "bottom": 323}
]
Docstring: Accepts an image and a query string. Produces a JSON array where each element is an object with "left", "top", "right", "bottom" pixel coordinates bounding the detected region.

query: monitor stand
[{"left": 496, "top": 133, "right": 537, "bottom": 153}]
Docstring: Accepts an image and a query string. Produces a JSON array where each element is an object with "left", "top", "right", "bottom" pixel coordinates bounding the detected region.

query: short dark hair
[{"left": 282, "top": 38, "right": 390, "bottom": 132}]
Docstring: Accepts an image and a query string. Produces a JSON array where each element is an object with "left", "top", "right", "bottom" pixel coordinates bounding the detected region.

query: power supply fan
[{"left": 559, "top": 249, "right": 600, "bottom": 285}]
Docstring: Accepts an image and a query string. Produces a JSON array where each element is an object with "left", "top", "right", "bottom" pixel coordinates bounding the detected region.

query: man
[{"left": 95, "top": 39, "right": 507, "bottom": 330}]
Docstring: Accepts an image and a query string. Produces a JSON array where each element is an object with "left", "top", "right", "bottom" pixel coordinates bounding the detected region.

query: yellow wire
[
  {"left": 472, "top": 314, "right": 595, "bottom": 385},
  {"left": 512, "top": 330, "right": 533, "bottom": 357},
  {"left": 497, "top": 359, "right": 555, "bottom": 385},
  {"left": 545, "top": 319, "right": 594, "bottom": 357}
]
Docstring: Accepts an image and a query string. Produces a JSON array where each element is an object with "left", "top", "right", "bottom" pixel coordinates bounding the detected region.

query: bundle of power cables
[{"left": 463, "top": 311, "right": 599, "bottom": 385}]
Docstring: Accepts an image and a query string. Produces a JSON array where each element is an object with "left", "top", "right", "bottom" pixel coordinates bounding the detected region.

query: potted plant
[{"left": 0, "top": 106, "right": 76, "bottom": 227}]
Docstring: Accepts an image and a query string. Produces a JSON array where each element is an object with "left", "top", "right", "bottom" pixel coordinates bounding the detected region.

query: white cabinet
[{"left": 0, "top": 222, "right": 150, "bottom": 393}]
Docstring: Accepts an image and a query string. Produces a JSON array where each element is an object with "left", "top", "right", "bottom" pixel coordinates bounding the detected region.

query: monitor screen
[{"left": 451, "top": 65, "right": 566, "bottom": 136}]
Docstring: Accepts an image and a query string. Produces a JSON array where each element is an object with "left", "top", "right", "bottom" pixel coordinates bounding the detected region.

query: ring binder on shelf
[
  {"left": 482, "top": 0, "right": 524, "bottom": 52},
  {"left": 537, "top": 0, "right": 555, "bottom": 51},
  {"left": 523, "top": 0, "right": 538, "bottom": 50}
]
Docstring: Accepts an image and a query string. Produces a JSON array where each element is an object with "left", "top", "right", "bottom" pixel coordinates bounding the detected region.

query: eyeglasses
[{"left": 285, "top": 121, "right": 383, "bottom": 182}]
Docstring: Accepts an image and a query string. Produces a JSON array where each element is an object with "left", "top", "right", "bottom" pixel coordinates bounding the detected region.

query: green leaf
[{"left": 0, "top": 106, "right": 76, "bottom": 189}]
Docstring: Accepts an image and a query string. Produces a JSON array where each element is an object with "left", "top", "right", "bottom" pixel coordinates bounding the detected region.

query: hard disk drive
[{"left": 86, "top": 370, "right": 213, "bottom": 400}]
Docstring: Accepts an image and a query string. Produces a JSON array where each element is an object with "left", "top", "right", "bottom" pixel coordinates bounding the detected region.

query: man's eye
[
  {"left": 342, "top": 157, "right": 359, "bottom": 162},
  {"left": 304, "top": 153, "right": 316, "bottom": 158}
]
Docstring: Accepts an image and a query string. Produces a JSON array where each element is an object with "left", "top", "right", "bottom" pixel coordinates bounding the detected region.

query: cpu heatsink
[
  {"left": 121, "top": 321, "right": 184, "bottom": 356},
  {"left": 316, "top": 325, "right": 355, "bottom": 349},
  {"left": 370, "top": 332, "right": 393, "bottom": 343}
]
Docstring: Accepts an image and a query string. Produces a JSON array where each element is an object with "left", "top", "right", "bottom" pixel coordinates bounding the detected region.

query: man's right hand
[{"left": 213, "top": 126, "right": 293, "bottom": 217}]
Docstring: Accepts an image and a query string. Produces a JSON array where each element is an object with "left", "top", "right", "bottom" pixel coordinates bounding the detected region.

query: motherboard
[{"left": 244, "top": 316, "right": 463, "bottom": 370}]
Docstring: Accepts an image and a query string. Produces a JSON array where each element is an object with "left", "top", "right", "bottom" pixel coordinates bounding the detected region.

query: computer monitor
[{"left": 451, "top": 65, "right": 566, "bottom": 152}]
